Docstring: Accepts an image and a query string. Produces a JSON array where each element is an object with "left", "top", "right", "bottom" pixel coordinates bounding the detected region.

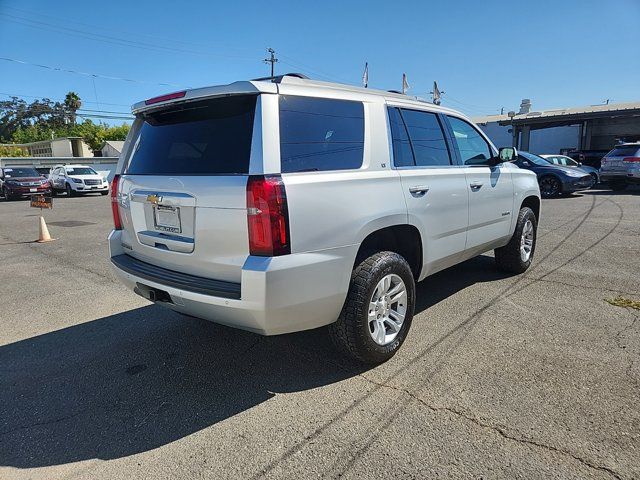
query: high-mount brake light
[
  {"left": 246, "top": 175, "right": 291, "bottom": 256},
  {"left": 111, "top": 174, "right": 122, "bottom": 230},
  {"left": 144, "top": 91, "right": 186, "bottom": 105}
]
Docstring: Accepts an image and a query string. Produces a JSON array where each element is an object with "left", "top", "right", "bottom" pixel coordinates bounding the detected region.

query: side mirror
[
  {"left": 578, "top": 162, "right": 583, "bottom": 166},
  {"left": 498, "top": 147, "right": 518, "bottom": 162}
]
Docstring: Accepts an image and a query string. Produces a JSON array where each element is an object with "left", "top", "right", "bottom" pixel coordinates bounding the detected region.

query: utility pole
[{"left": 264, "top": 48, "right": 278, "bottom": 77}]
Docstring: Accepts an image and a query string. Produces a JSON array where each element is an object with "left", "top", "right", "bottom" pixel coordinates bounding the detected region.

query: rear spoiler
[{"left": 131, "top": 80, "right": 275, "bottom": 115}]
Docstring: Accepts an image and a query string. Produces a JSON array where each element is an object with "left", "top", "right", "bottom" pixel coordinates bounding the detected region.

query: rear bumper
[
  {"left": 601, "top": 171, "right": 640, "bottom": 184},
  {"left": 108, "top": 230, "right": 356, "bottom": 335}
]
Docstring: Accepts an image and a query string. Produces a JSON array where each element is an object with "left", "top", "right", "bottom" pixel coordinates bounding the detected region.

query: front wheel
[
  {"left": 539, "top": 176, "right": 561, "bottom": 198},
  {"left": 329, "top": 251, "right": 415, "bottom": 364},
  {"left": 66, "top": 184, "right": 75, "bottom": 197},
  {"left": 100, "top": 190, "right": 109, "bottom": 196},
  {"left": 494, "top": 207, "right": 537, "bottom": 274}
]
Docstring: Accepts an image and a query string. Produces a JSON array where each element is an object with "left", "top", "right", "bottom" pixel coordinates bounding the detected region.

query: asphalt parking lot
[{"left": 1, "top": 188, "right": 639, "bottom": 480}]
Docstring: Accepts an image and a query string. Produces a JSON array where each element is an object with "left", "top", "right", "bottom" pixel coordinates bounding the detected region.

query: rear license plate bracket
[{"left": 154, "top": 205, "right": 181, "bottom": 233}]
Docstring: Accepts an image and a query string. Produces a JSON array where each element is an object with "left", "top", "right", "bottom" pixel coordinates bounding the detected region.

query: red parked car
[{"left": 0, "top": 166, "right": 52, "bottom": 200}]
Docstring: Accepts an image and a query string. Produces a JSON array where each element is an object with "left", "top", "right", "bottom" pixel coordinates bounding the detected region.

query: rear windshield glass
[
  {"left": 279, "top": 95, "right": 364, "bottom": 173},
  {"left": 607, "top": 146, "right": 640, "bottom": 157},
  {"left": 125, "top": 95, "right": 257, "bottom": 175}
]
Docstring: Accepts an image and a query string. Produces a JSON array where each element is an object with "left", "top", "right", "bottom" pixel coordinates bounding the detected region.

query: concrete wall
[
  {"left": 101, "top": 144, "right": 121, "bottom": 158},
  {"left": 50, "top": 139, "right": 73, "bottom": 157}
]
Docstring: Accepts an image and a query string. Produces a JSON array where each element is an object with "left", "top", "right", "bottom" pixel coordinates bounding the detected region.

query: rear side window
[
  {"left": 447, "top": 116, "right": 493, "bottom": 166},
  {"left": 607, "top": 146, "right": 640, "bottom": 157},
  {"left": 388, "top": 107, "right": 451, "bottom": 167},
  {"left": 388, "top": 108, "right": 414, "bottom": 167},
  {"left": 279, "top": 95, "right": 364, "bottom": 173},
  {"left": 125, "top": 95, "right": 257, "bottom": 175},
  {"left": 400, "top": 109, "right": 451, "bottom": 166}
]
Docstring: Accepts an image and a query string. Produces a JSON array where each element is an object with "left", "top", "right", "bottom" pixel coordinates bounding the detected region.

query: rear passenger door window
[
  {"left": 388, "top": 107, "right": 414, "bottom": 167},
  {"left": 401, "top": 109, "right": 451, "bottom": 166},
  {"left": 279, "top": 95, "right": 364, "bottom": 173},
  {"left": 388, "top": 107, "right": 452, "bottom": 167},
  {"left": 447, "top": 116, "right": 493, "bottom": 166}
]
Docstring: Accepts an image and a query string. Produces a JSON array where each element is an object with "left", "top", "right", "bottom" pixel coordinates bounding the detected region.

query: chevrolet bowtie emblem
[{"left": 147, "top": 194, "right": 163, "bottom": 204}]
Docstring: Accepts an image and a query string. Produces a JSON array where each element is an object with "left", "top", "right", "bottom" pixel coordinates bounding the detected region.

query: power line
[
  {"left": 0, "top": 92, "right": 130, "bottom": 108},
  {"left": 2, "top": 6, "right": 257, "bottom": 59},
  {"left": 0, "top": 56, "right": 188, "bottom": 88},
  {"left": 0, "top": 12, "right": 257, "bottom": 62}
]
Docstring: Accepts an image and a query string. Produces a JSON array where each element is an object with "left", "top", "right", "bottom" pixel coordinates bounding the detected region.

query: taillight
[
  {"left": 623, "top": 157, "right": 640, "bottom": 163},
  {"left": 144, "top": 91, "right": 186, "bottom": 105},
  {"left": 111, "top": 174, "right": 122, "bottom": 230},
  {"left": 246, "top": 175, "right": 290, "bottom": 256}
]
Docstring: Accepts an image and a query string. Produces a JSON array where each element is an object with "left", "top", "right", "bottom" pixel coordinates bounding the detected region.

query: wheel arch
[
  {"left": 354, "top": 224, "right": 423, "bottom": 280},
  {"left": 520, "top": 194, "right": 540, "bottom": 222}
]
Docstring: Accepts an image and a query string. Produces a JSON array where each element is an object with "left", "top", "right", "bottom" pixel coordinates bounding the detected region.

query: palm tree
[{"left": 64, "top": 92, "right": 82, "bottom": 124}]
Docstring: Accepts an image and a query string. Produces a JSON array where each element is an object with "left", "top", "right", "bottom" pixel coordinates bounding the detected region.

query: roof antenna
[
  {"left": 402, "top": 73, "right": 409, "bottom": 94},
  {"left": 430, "top": 81, "right": 444, "bottom": 105},
  {"left": 362, "top": 62, "right": 369, "bottom": 88}
]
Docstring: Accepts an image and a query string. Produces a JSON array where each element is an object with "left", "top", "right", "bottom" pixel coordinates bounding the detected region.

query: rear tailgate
[
  {"left": 116, "top": 94, "right": 259, "bottom": 284},
  {"left": 602, "top": 146, "right": 640, "bottom": 172}
]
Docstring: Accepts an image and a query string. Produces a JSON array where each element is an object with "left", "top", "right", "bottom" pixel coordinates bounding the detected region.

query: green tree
[
  {"left": 64, "top": 92, "right": 82, "bottom": 124},
  {"left": 0, "top": 145, "right": 27, "bottom": 157}
]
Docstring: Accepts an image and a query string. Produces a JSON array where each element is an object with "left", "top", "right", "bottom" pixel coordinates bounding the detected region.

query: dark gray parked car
[{"left": 515, "top": 152, "right": 593, "bottom": 198}]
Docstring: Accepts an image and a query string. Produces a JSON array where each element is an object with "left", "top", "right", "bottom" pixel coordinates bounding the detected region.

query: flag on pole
[
  {"left": 432, "top": 81, "right": 442, "bottom": 105},
  {"left": 402, "top": 73, "right": 409, "bottom": 94},
  {"left": 362, "top": 62, "right": 369, "bottom": 88}
]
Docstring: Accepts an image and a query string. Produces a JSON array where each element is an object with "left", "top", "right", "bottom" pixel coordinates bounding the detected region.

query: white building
[
  {"left": 1, "top": 137, "right": 94, "bottom": 158},
  {"left": 473, "top": 99, "right": 640, "bottom": 154}
]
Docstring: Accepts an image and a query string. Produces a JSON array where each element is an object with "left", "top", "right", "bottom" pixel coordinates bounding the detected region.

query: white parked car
[
  {"left": 109, "top": 74, "right": 541, "bottom": 364},
  {"left": 50, "top": 165, "right": 110, "bottom": 196}
]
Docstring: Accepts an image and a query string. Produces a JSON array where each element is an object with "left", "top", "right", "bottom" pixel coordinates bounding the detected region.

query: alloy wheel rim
[
  {"left": 368, "top": 274, "right": 407, "bottom": 346},
  {"left": 541, "top": 177, "right": 558, "bottom": 196},
  {"left": 520, "top": 219, "right": 534, "bottom": 262}
]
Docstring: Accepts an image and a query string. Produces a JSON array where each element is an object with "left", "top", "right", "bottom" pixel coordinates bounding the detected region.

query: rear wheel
[
  {"left": 609, "top": 182, "right": 628, "bottom": 191},
  {"left": 539, "top": 176, "right": 561, "bottom": 198},
  {"left": 495, "top": 207, "right": 537, "bottom": 274},
  {"left": 329, "top": 251, "right": 415, "bottom": 364}
]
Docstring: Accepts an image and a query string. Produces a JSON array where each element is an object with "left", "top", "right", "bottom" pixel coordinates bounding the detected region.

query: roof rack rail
[
  {"left": 387, "top": 90, "right": 404, "bottom": 94},
  {"left": 251, "top": 72, "right": 310, "bottom": 83}
]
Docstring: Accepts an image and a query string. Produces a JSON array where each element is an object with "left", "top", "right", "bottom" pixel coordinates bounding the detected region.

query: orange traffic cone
[{"left": 37, "top": 215, "right": 55, "bottom": 243}]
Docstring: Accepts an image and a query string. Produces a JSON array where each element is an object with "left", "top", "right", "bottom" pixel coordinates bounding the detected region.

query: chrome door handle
[
  {"left": 470, "top": 182, "right": 483, "bottom": 191},
  {"left": 409, "top": 185, "right": 429, "bottom": 196}
]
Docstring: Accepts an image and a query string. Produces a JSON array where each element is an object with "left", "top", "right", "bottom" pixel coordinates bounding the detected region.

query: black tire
[
  {"left": 495, "top": 207, "right": 537, "bottom": 274},
  {"left": 100, "top": 190, "right": 109, "bottom": 196},
  {"left": 609, "top": 182, "right": 628, "bottom": 191},
  {"left": 3, "top": 187, "right": 13, "bottom": 201},
  {"left": 589, "top": 173, "right": 598, "bottom": 188},
  {"left": 539, "top": 176, "right": 561, "bottom": 198},
  {"left": 66, "top": 183, "right": 75, "bottom": 197},
  {"left": 329, "top": 251, "right": 415, "bottom": 364}
]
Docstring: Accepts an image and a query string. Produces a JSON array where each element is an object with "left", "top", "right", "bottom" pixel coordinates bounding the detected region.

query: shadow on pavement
[{"left": 1, "top": 254, "right": 509, "bottom": 468}]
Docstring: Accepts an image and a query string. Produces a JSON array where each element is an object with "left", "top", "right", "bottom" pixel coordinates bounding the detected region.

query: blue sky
[{"left": 1, "top": 0, "right": 639, "bottom": 123}]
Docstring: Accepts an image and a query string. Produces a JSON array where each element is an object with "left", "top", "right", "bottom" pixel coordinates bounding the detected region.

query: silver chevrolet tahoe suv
[{"left": 109, "top": 74, "right": 541, "bottom": 364}]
